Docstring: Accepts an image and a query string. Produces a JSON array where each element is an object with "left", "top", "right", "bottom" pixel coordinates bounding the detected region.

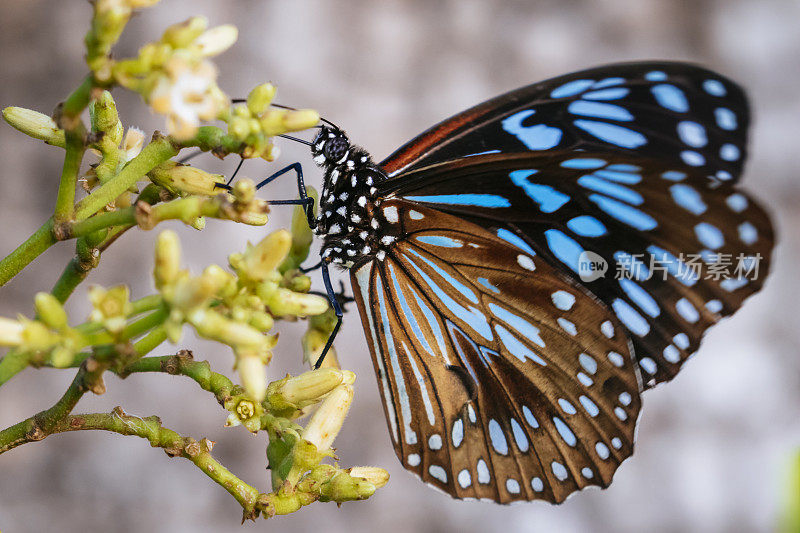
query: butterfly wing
[
  {"left": 381, "top": 61, "right": 748, "bottom": 184},
  {"left": 350, "top": 200, "right": 641, "bottom": 503},
  {"left": 379, "top": 151, "right": 773, "bottom": 388}
]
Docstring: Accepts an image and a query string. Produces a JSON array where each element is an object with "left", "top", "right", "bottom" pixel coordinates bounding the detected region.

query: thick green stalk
[
  {"left": 121, "top": 352, "right": 237, "bottom": 404},
  {"left": 74, "top": 137, "right": 178, "bottom": 220},
  {"left": 0, "top": 409, "right": 263, "bottom": 517},
  {"left": 0, "top": 219, "right": 56, "bottom": 287},
  {"left": 0, "top": 363, "right": 96, "bottom": 452},
  {"left": 54, "top": 125, "right": 86, "bottom": 222}
]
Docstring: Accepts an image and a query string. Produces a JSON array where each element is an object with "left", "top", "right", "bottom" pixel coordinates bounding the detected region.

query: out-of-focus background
[{"left": 1, "top": 1, "right": 798, "bottom": 531}]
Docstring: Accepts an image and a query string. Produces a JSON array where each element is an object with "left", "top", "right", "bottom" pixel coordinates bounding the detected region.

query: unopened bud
[
  {"left": 279, "top": 369, "right": 344, "bottom": 404},
  {"left": 237, "top": 350, "right": 267, "bottom": 402},
  {"left": 34, "top": 293, "right": 69, "bottom": 331},
  {"left": 246, "top": 83, "right": 276, "bottom": 115},
  {"left": 154, "top": 230, "right": 181, "bottom": 288},
  {"left": 348, "top": 466, "right": 389, "bottom": 489},
  {"left": 150, "top": 162, "right": 225, "bottom": 196},
  {"left": 90, "top": 90, "right": 122, "bottom": 144},
  {"left": 236, "top": 230, "right": 292, "bottom": 281},
  {"left": 194, "top": 25, "right": 238, "bottom": 57},
  {"left": 282, "top": 109, "right": 320, "bottom": 131},
  {"left": 162, "top": 16, "right": 208, "bottom": 48},
  {"left": 320, "top": 471, "right": 375, "bottom": 502},
  {"left": 265, "top": 288, "right": 328, "bottom": 317},
  {"left": 2, "top": 107, "right": 65, "bottom": 147},
  {"left": 302, "top": 384, "right": 353, "bottom": 451}
]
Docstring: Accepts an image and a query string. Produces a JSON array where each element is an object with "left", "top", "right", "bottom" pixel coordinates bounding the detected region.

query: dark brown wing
[
  {"left": 350, "top": 200, "right": 641, "bottom": 503},
  {"left": 381, "top": 61, "right": 749, "bottom": 184},
  {"left": 379, "top": 151, "right": 773, "bottom": 388}
]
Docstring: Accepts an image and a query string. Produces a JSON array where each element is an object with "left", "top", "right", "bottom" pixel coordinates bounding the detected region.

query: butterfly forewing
[
  {"left": 381, "top": 62, "right": 748, "bottom": 184},
  {"left": 381, "top": 152, "right": 773, "bottom": 387},
  {"left": 350, "top": 201, "right": 641, "bottom": 503}
]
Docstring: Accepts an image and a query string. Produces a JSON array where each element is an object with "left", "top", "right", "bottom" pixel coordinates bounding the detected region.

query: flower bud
[
  {"left": 0, "top": 317, "right": 24, "bottom": 346},
  {"left": 237, "top": 349, "right": 267, "bottom": 402},
  {"left": 278, "top": 369, "right": 344, "bottom": 404},
  {"left": 154, "top": 230, "right": 181, "bottom": 288},
  {"left": 188, "top": 309, "right": 266, "bottom": 349},
  {"left": 348, "top": 466, "right": 390, "bottom": 489},
  {"left": 194, "top": 25, "right": 238, "bottom": 57},
  {"left": 265, "top": 288, "right": 328, "bottom": 317},
  {"left": 320, "top": 471, "right": 375, "bottom": 502},
  {"left": 34, "top": 293, "right": 69, "bottom": 331},
  {"left": 282, "top": 109, "right": 320, "bottom": 131},
  {"left": 2, "top": 107, "right": 65, "bottom": 147},
  {"left": 149, "top": 162, "right": 225, "bottom": 196},
  {"left": 90, "top": 90, "right": 122, "bottom": 145},
  {"left": 236, "top": 230, "right": 292, "bottom": 281},
  {"left": 246, "top": 83, "right": 276, "bottom": 115},
  {"left": 302, "top": 383, "right": 353, "bottom": 451},
  {"left": 162, "top": 16, "right": 208, "bottom": 48}
]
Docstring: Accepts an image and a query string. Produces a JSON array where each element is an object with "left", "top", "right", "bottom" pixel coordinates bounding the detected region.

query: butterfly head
[{"left": 312, "top": 126, "right": 352, "bottom": 167}]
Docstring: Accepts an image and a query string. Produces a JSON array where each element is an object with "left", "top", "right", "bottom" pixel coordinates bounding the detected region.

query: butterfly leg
[
  {"left": 313, "top": 261, "right": 343, "bottom": 369},
  {"left": 255, "top": 162, "right": 317, "bottom": 229}
]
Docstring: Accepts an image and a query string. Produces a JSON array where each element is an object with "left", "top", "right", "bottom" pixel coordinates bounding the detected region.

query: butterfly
[{"left": 278, "top": 61, "right": 774, "bottom": 503}]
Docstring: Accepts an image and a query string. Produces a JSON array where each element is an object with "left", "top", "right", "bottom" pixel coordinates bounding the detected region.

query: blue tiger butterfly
[{"left": 263, "top": 61, "right": 773, "bottom": 503}]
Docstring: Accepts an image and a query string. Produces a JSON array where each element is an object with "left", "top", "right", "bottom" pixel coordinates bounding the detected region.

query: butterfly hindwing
[
  {"left": 381, "top": 61, "right": 748, "bottom": 184},
  {"left": 350, "top": 200, "right": 641, "bottom": 503},
  {"left": 379, "top": 152, "right": 773, "bottom": 387}
]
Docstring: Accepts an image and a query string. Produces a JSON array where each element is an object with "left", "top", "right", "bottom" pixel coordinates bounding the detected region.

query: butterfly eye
[{"left": 324, "top": 137, "right": 349, "bottom": 162}]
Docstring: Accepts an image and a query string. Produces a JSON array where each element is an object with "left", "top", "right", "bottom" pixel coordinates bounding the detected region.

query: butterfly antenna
[{"left": 232, "top": 99, "right": 340, "bottom": 130}]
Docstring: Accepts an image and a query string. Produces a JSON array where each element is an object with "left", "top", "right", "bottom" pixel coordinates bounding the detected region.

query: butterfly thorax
[{"left": 311, "top": 127, "right": 392, "bottom": 267}]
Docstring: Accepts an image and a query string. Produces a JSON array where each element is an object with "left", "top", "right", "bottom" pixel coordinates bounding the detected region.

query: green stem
[
  {"left": 0, "top": 363, "right": 97, "bottom": 452},
  {"left": 70, "top": 208, "right": 136, "bottom": 237},
  {"left": 132, "top": 325, "right": 167, "bottom": 356},
  {"left": 54, "top": 125, "right": 86, "bottom": 222},
  {"left": 121, "top": 352, "right": 237, "bottom": 405},
  {"left": 50, "top": 234, "right": 105, "bottom": 303},
  {"left": 74, "top": 137, "right": 178, "bottom": 221},
  {"left": 61, "top": 76, "right": 94, "bottom": 122},
  {"left": 0, "top": 219, "right": 56, "bottom": 287},
  {"left": 0, "top": 408, "right": 263, "bottom": 517}
]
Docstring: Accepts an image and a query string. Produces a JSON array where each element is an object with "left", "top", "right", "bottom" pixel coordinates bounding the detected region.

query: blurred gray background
[{"left": 1, "top": 1, "right": 799, "bottom": 532}]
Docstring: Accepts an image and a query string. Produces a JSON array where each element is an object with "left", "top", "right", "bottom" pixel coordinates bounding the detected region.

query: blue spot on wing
[
  {"left": 651, "top": 84, "right": 689, "bottom": 112},
  {"left": 577, "top": 175, "right": 643, "bottom": 205},
  {"left": 510, "top": 170, "right": 570, "bottom": 213},
  {"left": 619, "top": 279, "right": 660, "bottom": 317},
  {"left": 568, "top": 101, "right": 633, "bottom": 121},
  {"left": 550, "top": 79, "right": 594, "bottom": 98},
  {"left": 588, "top": 194, "right": 658, "bottom": 231},
  {"left": 560, "top": 158, "right": 606, "bottom": 169},
  {"left": 567, "top": 215, "right": 607, "bottom": 237},
  {"left": 405, "top": 194, "right": 511, "bottom": 207},
  {"left": 501, "top": 110, "right": 563, "bottom": 150},
  {"left": 582, "top": 87, "right": 630, "bottom": 100},
  {"left": 497, "top": 228, "right": 537, "bottom": 256},
  {"left": 573, "top": 119, "right": 647, "bottom": 148},
  {"left": 612, "top": 298, "right": 651, "bottom": 336},
  {"left": 415, "top": 235, "right": 464, "bottom": 248},
  {"left": 544, "top": 229, "right": 585, "bottom": 274}
]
